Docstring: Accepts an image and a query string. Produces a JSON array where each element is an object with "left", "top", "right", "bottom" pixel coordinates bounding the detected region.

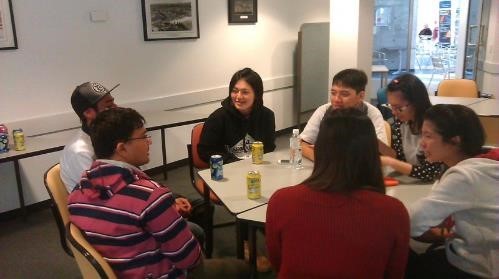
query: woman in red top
[{"left": 266, "top": 108, "right": 410, "bottom": 278}]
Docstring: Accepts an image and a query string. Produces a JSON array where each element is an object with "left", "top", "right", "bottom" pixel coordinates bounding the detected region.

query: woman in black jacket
[{"left": 198, "top": 68, "right": 276, "bottom": 163}]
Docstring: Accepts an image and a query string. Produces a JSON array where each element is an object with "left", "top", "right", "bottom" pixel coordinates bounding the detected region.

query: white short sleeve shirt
[
  {"left": 60, "top": 130, "right": 95, "bottom": 192},
  {"left": 300, "top": 101, "right": 387, "bottom": 145}
]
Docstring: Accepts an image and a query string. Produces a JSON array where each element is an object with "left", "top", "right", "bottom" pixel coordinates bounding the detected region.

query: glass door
[
  {"left": 372, "top": 0, "right": 489, "bottom": 93},
  {"left": 462, "top": 0, "right": 489, "bottom": 79},
  {"left": 373, "top": 1, "right": 412, "bottom": 73}
]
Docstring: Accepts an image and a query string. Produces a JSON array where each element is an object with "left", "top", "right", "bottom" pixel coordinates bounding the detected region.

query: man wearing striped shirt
[{"left": 68, "top": 107, "right": 201, "bottom": 278}]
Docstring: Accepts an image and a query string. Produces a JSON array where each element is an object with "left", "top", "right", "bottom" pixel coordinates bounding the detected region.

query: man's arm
[
  {"left": 145, "top": 189, "right": 201, "bottom": 269},
  {"left": 301, "top": 140, "right": 315, "bottom": 161},
  {"left": 298, "top": 104, "right": 328, "bottom": 162},
  {"left": 409, "top": 171, "right": 472, "bottom": 239}
]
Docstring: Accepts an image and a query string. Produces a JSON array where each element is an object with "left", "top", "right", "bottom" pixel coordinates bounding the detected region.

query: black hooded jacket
[{"left": 198, "top": 97, "right": 276, "bottom": 164}]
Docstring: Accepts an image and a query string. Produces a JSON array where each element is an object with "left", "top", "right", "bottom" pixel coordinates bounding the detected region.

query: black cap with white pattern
[{"left": 71, "top": 82, "right": 119, "bottom": 118}]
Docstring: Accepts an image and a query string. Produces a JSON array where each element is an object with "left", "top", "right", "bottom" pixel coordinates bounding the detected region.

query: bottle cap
[{"left": 292, "top": 129, "right": 299, "bottom": 136}]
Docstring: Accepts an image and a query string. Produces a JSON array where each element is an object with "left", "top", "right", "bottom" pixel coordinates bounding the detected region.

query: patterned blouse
[{"left": 391, "top": 119, "right": 443, "bottom": 182}]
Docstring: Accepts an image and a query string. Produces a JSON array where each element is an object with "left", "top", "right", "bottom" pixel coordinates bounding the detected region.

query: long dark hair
[
  {"left": 229, "top": 68, "right": 264, "bottom": 108},
  {"left": 424, "top": 104, "right": 485, "bottom": 157},
  {"left": 387, "top": 73, "right": 431, "bottom": 132},
  {"left": 303, "top": 108, "right": 385, "bottom": 194}
]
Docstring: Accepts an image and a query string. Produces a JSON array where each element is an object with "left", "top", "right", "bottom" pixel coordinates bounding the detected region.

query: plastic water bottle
[{"left": 289, "top": 129, "right": 302, "bottom": 169}]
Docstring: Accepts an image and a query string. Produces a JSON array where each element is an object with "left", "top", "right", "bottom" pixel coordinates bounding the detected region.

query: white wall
[
  {"left": 0, "top": 0, "right": 329, "bottom": 213},
  {"left": 0, "top": 0, "right": 328, "bottom": 122},
  {"left": 329, "top": 0, "right": 374, "bottom": 99}
]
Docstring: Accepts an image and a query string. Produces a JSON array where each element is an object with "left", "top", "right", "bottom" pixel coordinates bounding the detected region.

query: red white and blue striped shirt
[{"left": 68, "top": 160, "right": 201, "bottom": 279}]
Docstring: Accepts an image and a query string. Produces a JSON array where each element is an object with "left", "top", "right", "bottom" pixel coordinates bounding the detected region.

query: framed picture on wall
[
  {"left": 228, "top": 0, "right": 257, "bottom": 24},
  {"left": 0, "top": 0, "right": 18, "bottom": 50},
  {"left": 141, "top": 0, "right": 200, "bottom": 40}
]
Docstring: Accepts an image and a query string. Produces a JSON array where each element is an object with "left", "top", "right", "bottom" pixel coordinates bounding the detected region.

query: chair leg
[
  {"left": 428, "top": 72, "right": 434, "bottom": 89},
  {"left": 205, "top": 221, "right": 213, "bottom": 259},
  {"left": 50, "top": 204, "right": 73, "bottom": 257},
  {"left": 415, "top": 55, "right": 421, "bottom": 71},
  {"left": 188, "top": 201, "right": 215, "bottom": 258},
  {"left": 236, "top": 220, "right": 245, "bottom": 259}
]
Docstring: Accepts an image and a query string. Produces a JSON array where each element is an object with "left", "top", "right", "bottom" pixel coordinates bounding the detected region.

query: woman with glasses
[
  {"left": 407, "top": 104, "right": 498, "bottom": 278},
  {"left": 381, "top": 74, "right": 442, "bottom": 181},
  {"left": 198, "top": 68, "right": 276, "bottom": 164},
  {"left": 266, "top": 108, "right": 410, "bottom": 278}
]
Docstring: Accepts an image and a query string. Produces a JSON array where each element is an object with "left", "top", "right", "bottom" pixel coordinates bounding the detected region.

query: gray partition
[{"left": 297, "top": 22, "right": 330, "bottom": 117}]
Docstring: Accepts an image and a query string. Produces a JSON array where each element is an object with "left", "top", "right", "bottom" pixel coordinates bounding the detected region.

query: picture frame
[
  {"left": 228, "top": 0, "right": 257, "bottom": 24},
  {"left": 141, "top": 0, "right": 200, "bottom": 41},
  {"left": 0, "top": 0, "right": 17, "bottom": 50}
]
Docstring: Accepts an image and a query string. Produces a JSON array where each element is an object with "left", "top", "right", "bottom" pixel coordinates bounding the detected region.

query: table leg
[
  {"left": 236, "top": 220, "right": 245, "bottom": 259},
  {"left": 381, "top": 72, "right": 388, "bottom": 88},
  {"left": 161, "top": 128, "right": 168, "bottom": 180},
  {"left": 236, "top": 220, "right": 258, "bottom": 277},
  {"left": 13, "top": 160, "right": 27, "bottom": 220},
  {"left": 248, "top": 224, "right": 258, "bottom": 278},
  {"left": 393, "top": 49, "right": 404, "bottom": 75}
]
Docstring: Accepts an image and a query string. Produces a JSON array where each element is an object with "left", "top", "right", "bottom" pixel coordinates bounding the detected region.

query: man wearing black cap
[
  {"left": 60, "top": 82, "right": 118, "bottom": 192},
  {"left": 60, "top": 82, "right": 208, "bottom": 249}
]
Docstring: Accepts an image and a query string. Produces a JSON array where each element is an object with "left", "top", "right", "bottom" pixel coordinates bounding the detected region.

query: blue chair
[{"left": 377, "top": 87, "right": 387, "bottom": 104}]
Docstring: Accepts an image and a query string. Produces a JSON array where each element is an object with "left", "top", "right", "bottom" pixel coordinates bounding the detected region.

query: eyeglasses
[
  {"left": 386, "top": 103, "right": 410, "bottom": 113},
  {"left": 126, "top": 134, "right": 152, "bottom": 143}
]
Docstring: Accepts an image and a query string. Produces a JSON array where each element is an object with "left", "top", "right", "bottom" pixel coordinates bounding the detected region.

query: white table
[
  {"left": 198, "top": 149, "right": 313, "bottom": 215},
  {"left": 199, "top": 149, "right": 434, "bottom": 275},
  {"left": 0, "top": 109, "right": 208, "bottom": 218},
  {"left": 0, "top": 129, "right": 77, "bottom": 218},
  {"left": 237, "top": 184, "right": 433, "bottom": 224},
  {"left": 429, "top": 96, "right": 487, "bottom": 106},
  {"left": 468, "top": 98, "right": 499, "bottom": 117}
]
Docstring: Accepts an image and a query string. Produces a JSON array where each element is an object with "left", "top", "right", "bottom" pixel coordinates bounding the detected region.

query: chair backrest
[
  {"left": 187, "top": 123, "right": 216, "bottom": 202},
  {"left": 384, "top": 121, "right": 392, "bottom": 147},
  {"left": 376, "top": 87, "right": 387, "bottom": 105},
  {"left": 44, "top": 163, "right": 72, "bottom": 256},
  {"left": 67, "top": 223, "right": 117, "bottom": 279},
  {"left": 191, "top": 123, "right": 209, "bottom": 170},
  {"left": 437, "top": 79, "right": 478, "bottom": 98}
]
